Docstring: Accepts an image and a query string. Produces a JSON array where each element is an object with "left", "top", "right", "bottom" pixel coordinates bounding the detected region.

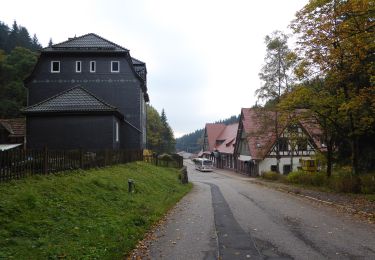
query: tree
[
  {"left": 48, "top": 38, "right": 53, "bottom": 47},
  {"left": 279, "top": 79, "right": 345, "bottom": 177},
  {"left": 256, "top": 31, "right": 297, "bottom": 102},
  {"left": 160, "top": 109, "right": 175, "bottom": 153},
  {"left": 31, "top": 34, "right": 42, "bottom": 51},
  {"left": 146, "top": 105, "right": 176, "bottom": 154},
  {"left": 0, "top": 47, "right": 37, "bottom": 118},
  {"left": 256, "top": 31, "right": 297, "bottom": 173},
  {"left": 146, "top": 104, "right": 163, "bottom": 152},
  {"left": 0, "top": 22, "right": 9, "bottom": 50},
  {"left": 291, "top": 0, "right": 375, "bottom": 174}
]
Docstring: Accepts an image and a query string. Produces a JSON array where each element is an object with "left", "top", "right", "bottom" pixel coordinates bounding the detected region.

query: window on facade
[
  {"left": 278, "top": 137, "right": 288, "bottom": 151},
  {"left": 111, "top": 61, "right": 120, "bottom": 72},
  {"left": 271, "top": 165, "right": 277, "bottom": 172},
  {"left": 76, "top": 61, "right": 81, "bottom": 72},
  {"left": 115, "top": 122, "right": 119, "bottom": 142},
  {"left": 51, "top": 61, "right": 60, "bottom": 73},
  {"left": 90, "top": 61, "right": 96, "bottom": 73},
  {"left": 283, "top": 165, "right": 291, "bottom": 175}
]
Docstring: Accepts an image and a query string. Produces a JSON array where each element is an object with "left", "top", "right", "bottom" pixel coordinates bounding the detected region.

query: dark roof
[
  {"left": 23, "top": 86, "right": 122, "bottom": 115},
  {"left": 0, "top": 118, "right": 25, "bottom": 137},
  {"left": 43, "top": 33, "right": 129, "bottom": 53},
  {"left": 131, "top": 57, "right": 145, "bottom": 65},
  {"left": 132, "top": 57, "right": 147, "bottom": 81}
]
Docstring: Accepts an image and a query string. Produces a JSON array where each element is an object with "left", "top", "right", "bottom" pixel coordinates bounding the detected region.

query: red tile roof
[
  {"left": 205, "top": 123, "right": 226, "bottom": 151},
  {"left": 240, "top": 108, "right": 325, "bottom": 160},
  {"left": 0, "top": 118, "right": 25, "bottom": 137},
  {"left": 215, "top": 123, "right": 238, "bottom": 154}
]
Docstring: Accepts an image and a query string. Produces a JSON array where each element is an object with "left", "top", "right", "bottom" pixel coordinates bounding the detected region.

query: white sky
[{"left": 1, "top": 0, "right": 308, "bottom": 138}]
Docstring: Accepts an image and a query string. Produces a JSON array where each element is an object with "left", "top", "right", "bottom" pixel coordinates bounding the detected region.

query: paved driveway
[{"left": 143, "top": 160, "right": 375, "bottom": 259}]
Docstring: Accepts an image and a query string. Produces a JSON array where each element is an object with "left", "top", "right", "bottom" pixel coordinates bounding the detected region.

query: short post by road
[{"left": 128, "top": 179, "right": 135, "bottom": 193}]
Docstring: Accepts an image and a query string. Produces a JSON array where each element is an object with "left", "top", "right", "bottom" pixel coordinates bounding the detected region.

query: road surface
[{"left": 147, "top": 160, "right": 375, "bottom": 259}]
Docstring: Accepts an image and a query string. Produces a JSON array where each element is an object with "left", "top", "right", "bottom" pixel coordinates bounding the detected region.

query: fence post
[
  {"left": 79, "top": 148, "right": 83, "bottom": 169},
  {"left": 43, "top": 146, "right": 48, "bottom": 174},
  {"left": 104, "top": 149, "right": 108, "bottom": 166}
]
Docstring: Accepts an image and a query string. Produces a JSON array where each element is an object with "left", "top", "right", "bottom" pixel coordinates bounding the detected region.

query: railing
[{"left": 0, "top": 148, "right": 143, "bottom": 182}]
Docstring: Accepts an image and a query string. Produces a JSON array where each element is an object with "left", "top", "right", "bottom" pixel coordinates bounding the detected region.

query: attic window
[
  {"left": 51, "top": 61, "right": 60, "bottom": 73},
  {"left": 90, "top": 61, "right": 96, "bottom": 73},
  {"left": 111, "top": 61, "right": 120, "bottom": 72}
]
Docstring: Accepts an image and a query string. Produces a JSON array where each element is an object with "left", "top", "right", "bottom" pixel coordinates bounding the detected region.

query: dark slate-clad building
[{"left": 24, "top": 33, "right": 149, "bottom": 150}]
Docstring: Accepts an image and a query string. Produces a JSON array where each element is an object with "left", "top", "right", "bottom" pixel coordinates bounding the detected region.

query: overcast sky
[{"left": 1, "top": 0, "right": 308, "bottom": 137}]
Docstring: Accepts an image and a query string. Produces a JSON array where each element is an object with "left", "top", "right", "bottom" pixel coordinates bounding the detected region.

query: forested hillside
[
  {"left": 175, "top": 115, "right": 239, "bottom": 153},
  {"left": 0, "top": 20, "right": 42, "bottom": 118}
]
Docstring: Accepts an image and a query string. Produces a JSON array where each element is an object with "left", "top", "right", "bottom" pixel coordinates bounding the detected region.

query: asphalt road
[{"left": 148, "top": 160, "right": 375, "bottom": 259}]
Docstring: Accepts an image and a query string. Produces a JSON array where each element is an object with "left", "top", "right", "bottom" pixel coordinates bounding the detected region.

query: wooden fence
[
  {"left": 0, "top": 148, "right": 143, "bottom": 182},
  {"left": 143, "top": 154, "right": 183, "bottom": 169}
]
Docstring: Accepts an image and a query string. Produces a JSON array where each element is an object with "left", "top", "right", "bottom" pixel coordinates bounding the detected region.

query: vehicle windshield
[{"left": 203, "top": 161, "right": 212, "bottom": 166}]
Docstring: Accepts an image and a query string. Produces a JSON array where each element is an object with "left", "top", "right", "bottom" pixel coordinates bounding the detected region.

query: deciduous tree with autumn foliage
[{"left": 290, "top": 0, "right": 375, "bottom": 174}]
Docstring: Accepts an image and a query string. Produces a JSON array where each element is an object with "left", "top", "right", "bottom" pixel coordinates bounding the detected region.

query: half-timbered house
[{"left": 234, "top": 108, "right": 326, "bottom": 176}]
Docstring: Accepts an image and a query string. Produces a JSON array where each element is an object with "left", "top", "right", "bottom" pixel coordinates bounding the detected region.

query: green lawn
[{"left": 0, "top": 162, "right": 192, "bottom": 259}]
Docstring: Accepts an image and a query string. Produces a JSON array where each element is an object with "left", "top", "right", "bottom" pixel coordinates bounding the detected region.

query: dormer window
[
  {"left": 76, "top": 61, "right": 82, "bottom": 73},
  {"left": 90, "top": 61, "right": 96, "bottom": 73},
  {"left": 111, "top": 61, "right": 120, "bottom": 72},
  {"left": 51, "top": 61, "right": 60, "bottom": 73}
]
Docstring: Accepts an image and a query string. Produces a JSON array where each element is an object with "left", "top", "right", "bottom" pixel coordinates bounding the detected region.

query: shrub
[
  {"left": 327, "top": 169, "right": 361, "bottom": 193},
  {"left": 286, "top": 171, "right": 327, "bottom": 186},
  {"left": 360, "top": 174, "right": 375, "bottom": 194},
  {"left": 262, "top": 171, "right": 280, "bottom": 181},
  {"left": 158, "top": 154, "right": 173, "bottom": 161}
]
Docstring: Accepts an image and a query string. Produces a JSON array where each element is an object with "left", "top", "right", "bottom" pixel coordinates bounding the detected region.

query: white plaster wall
[{"left": 258, "top": 156, "right": 313, "bottom": 175}]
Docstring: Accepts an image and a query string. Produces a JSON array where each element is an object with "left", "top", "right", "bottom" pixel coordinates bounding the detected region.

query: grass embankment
[{"left": 0, "top": 162, "right": 192, "bottom": 259}]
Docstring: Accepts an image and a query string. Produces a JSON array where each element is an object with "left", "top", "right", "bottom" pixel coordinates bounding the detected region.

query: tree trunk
[
  {"left": 326, "top": 140, "right": 333, "bottom": 178},
  {"left": 275, "top": 111, "right": 280, "bottom": 174}
]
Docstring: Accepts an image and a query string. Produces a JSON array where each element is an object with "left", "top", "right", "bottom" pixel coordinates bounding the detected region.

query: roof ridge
[{"left": 45, "top": 33, "right": 129, "bottom": 52}]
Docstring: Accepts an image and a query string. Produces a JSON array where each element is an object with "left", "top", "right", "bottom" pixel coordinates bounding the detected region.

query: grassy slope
[{"left": 0, "top": 162, "right": 192, "bottom": 259}]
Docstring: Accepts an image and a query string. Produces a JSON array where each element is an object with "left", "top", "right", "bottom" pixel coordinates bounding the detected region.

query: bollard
[
  {"left": 180, "top": 166, "right": 188, "bottom": 184},
  {"left": 128, "top": 179, "right": 135, "bottom": 193}
]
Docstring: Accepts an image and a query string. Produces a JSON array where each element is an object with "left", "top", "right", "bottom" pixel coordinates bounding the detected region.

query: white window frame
[
  {"left": 115, "top": 122, "right": 119, "bottom": 142},
  {"left": 75, "top": 61, "right": 82, "bottom": 73},
  {"left": 51, "top": 61, "right": 60, "bottom": 73},
  {"left": 111, "top": 61, "right": 120, "bottom": 73},
  {"left": 90, "top": 61, "right": 96, "bottom": 73}
]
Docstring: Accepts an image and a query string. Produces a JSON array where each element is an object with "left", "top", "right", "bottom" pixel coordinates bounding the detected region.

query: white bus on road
[{"left": 194, "top": 158, "right": 213, "bottom": 172}]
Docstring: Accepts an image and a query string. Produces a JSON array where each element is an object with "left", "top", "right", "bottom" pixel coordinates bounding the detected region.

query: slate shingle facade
[{"left": 24, "top": 33, "right": 149, "bottom": 150}]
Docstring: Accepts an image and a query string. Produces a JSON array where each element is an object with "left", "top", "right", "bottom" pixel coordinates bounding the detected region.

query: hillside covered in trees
[
  {"left": 175, "top": 115, "right": 239, "bottom": 153},
  {"left": 0, "top": 20, "right": 42, "bottom": 118}
]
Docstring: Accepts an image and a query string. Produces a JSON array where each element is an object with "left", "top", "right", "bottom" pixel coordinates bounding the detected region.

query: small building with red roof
[
  {"left": 234, "top": 108, "right": 326, "bottom": 176},
  {"left": 0, "top": 118, "right": 26, "bottom": 150}
]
